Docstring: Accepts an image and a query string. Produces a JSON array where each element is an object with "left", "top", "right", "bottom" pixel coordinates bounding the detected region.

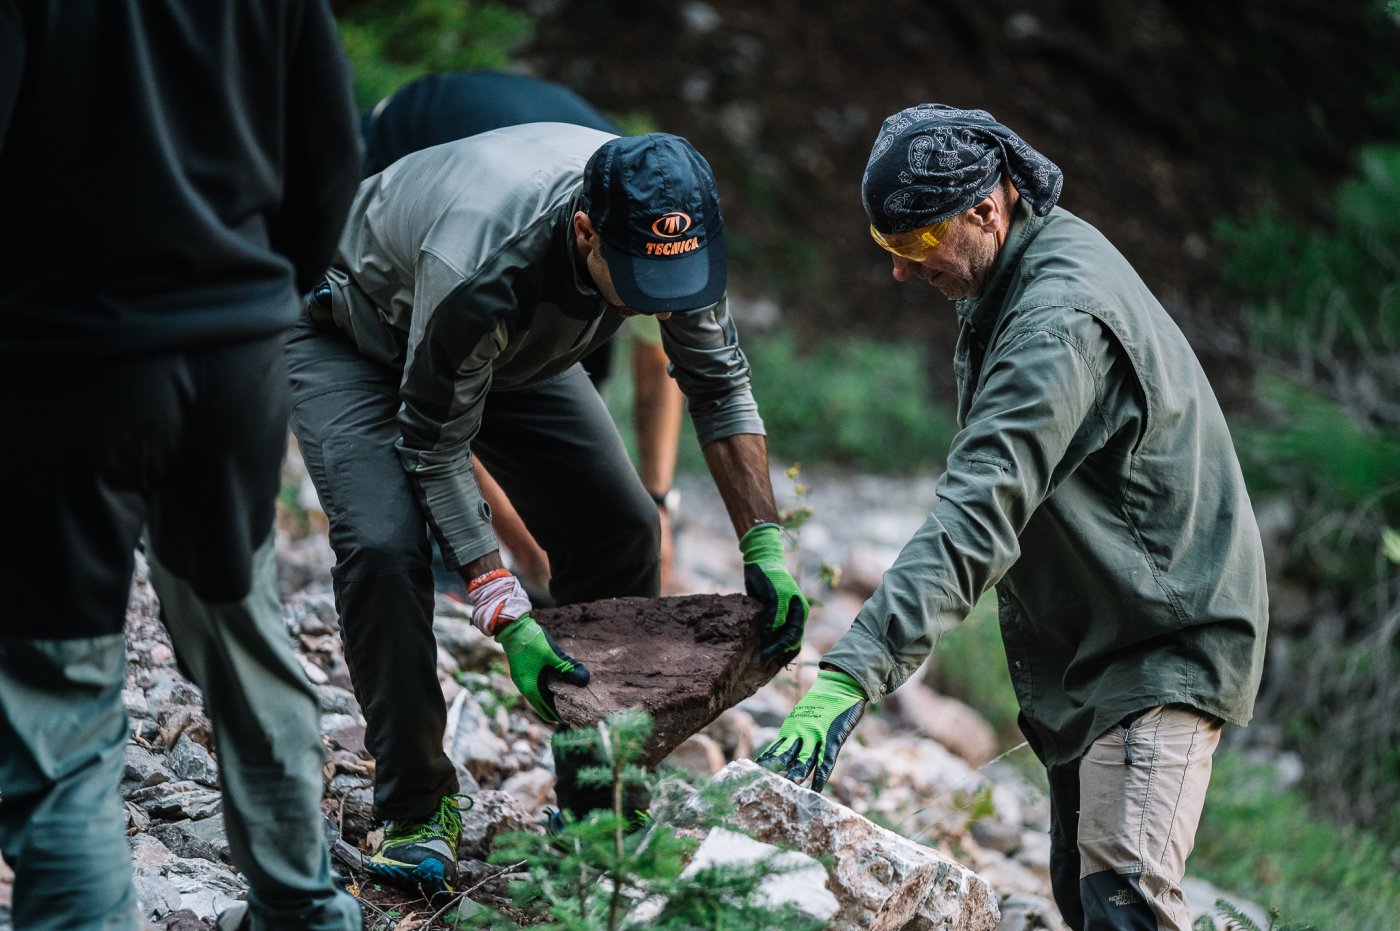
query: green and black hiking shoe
[{"left": 366, "top": 794, "right": 472, "bottom": 893}]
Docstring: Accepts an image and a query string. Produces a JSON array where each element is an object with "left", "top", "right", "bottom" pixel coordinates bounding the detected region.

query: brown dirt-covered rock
[{"left": 537, "top": 592, "right": 787, "bottom": 768}]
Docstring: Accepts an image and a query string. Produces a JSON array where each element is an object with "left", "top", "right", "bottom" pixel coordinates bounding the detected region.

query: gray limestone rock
[
  {"left": 685, "top": 828, "right": 837, "bottom": 923},
  {"left": 627, "top": 826, "right": 838, "bottom": 926},
  {"left": 446, "top": 688, "right": 510, "bottom": 780},
  {"left": 129, "top": 780, "right": 223, "bottom": 821},
  {"left": 995, "top": 893, "right": 1068, "bottom": 931},
  {"left": 149, "top": 816, "right": 230, "bottom": 864},
  {"left": 315, "top": 683, "right": 361, "bottom": 716},
  {"left": 885, "top": 682, "right": 999, "bottom": 768},
  {"left": 456, "top": 790, "right": 538, "bottom": 862},
  {"left": 698, "top": 760, "right": 1001, "bottom": 931},
  {"left": 123, "top": 744, "right": 172, "bottom": 792},
  {"left": 168, "top": 733, "right": 220, "bottom": 788},
  {"left": 130, "top": 835, "right": 183, "bottom": 921}
]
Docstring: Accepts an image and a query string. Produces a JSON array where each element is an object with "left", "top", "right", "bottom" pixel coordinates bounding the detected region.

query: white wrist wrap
[{"left": 466, "top": 570, "right": 532, "bottom": 635}]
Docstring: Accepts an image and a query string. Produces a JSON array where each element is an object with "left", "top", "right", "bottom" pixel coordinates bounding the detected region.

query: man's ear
[
  {"left": 573, "top": 211, "right": 598, "bottom": 249},
  {"left": 970, "top": 195, "right": 1001, "bottom": 231}
]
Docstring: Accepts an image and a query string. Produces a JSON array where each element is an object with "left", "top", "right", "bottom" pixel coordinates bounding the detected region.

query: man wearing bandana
[{"left": 756, "top": 105, "right": 1268, "bottom": 931}]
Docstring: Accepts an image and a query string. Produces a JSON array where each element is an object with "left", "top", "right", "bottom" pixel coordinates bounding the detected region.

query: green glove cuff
[
  {"left": 809, "top": 668, "right": 866, "bottom": 704},
  {"left": 494, "top": 613, "right": 544, "bottom": 651},
  {"left": 739, "top": 522, "right": 785, "bottom": 565},
  {"left": 753, "top": 666, "right": 867, "bottom": 791}
]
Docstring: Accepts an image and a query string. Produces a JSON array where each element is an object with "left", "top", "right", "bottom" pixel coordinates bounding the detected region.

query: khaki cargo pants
[{"left": 1046, "top": 705, "right": 1223, "bottom": 931}]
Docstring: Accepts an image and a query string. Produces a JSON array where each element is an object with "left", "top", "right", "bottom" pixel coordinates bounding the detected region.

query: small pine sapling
[{"left": 474, "top": 710, "right": 827, "bottom": 931}]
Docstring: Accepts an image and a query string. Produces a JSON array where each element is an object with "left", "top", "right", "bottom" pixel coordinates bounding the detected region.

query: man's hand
[
  {"left": 740, "top": 522, "right": 809, "bottom": 660},
  {"left": 468, "top": 568, "right": 589, "bottom": 723},
  {"left": 494, "top": 615, "right": 590, "bottom": 724},
  {"left": 754, "top": 669, "right": 866, "bottom": 792}
]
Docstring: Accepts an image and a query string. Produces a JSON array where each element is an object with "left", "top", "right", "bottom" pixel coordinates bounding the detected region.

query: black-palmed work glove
[
  {"left": 468, "top": 568, "right": 589, "bottom": 723},
  {"left": 740, "top": 522, "right": 809, "bottom": 661},
  {"left": 754, "top": 668, "right": 867, "bottom": 792}
]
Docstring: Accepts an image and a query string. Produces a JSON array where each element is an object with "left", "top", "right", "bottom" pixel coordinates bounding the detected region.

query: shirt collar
[{"left": 956, "top": 199, "right": 1044, "bottom": 333}]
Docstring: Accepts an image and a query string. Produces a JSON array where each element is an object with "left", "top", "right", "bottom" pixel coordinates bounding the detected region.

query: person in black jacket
[{"left": 0, "top": 2, "right": 363, "bottom": 929}]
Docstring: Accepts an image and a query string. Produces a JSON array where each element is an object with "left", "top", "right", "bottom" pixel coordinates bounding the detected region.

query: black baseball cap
[{"left": 582, "top": 133, "right": 727, "bottom": 314}]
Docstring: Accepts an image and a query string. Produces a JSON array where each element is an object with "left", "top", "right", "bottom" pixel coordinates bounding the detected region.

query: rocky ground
[{"left": 0, "top": 452, "right": 1271, "bottom": 930}]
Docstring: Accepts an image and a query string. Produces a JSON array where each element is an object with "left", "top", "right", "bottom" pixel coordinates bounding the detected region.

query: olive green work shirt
[{"left": 824, "top": 203, "right": 1268, "bottom": 765}]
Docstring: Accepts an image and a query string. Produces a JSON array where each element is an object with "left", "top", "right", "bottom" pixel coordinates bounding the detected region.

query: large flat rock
[{"left": 538, "top": 593, "right": 787, "bottom": 768}]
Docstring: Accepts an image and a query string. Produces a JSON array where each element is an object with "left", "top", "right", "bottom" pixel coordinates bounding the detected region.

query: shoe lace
[
  {"left": 435, "top": 793, "right": 471, "bottom": 837},
  {"left": 385, "top": 794, "right": 473, "bottom": 844}
]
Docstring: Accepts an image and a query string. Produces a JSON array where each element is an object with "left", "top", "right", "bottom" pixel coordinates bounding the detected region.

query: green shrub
[
  {"left": 1220, "top": 147, "right": 1400, "bottom": 846},
  {"left": 1192, "top": 751, "right": 1400, "bottom": 931},
  {"left": 1193, "top": 899, "right": 1317, "bottom": 931},
  {"left": 1227, "top": 369, "right": 1400, "bottom": 838},
  {"left": 1232, "top": 372, "right": 1400, "bottom": 505},
  {"left": 473, "top": 711, "right": 827, "bottom": 931},
  {"left": 337, "top": 0, "right": 533, "bottom": 110},
  {"left": 1216, "top": 144, "right": 1400, "bottom": 361},
  {"left": 743, "top": 332, "right": 958, "bottom": 475},
  {"left": 603, "top": 331, "right": 958, "bottom": 477}
]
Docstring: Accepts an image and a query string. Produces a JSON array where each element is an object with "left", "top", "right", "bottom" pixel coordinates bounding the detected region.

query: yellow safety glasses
[{"left": 869, "top": 217, "right": 953, "bottom": 262}]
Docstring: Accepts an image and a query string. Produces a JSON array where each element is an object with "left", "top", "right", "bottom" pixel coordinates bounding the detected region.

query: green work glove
[
  {"left": 494, "top": 615, "right": 590, "bottom": 724},
  {"left": 754, "top": 669, "right": 867, "bottom": 792},
  {"left": 740, "top": 522, "right": 809, "bottom": 661}
]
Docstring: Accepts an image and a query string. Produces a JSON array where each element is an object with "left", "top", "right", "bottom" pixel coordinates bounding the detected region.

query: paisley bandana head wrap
[{"left": 862, "top": 104, "right": 1063, "bottom": 234}]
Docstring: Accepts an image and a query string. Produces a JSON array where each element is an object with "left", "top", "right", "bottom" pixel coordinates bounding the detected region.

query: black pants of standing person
[
  {"left": 284, "top": 315, "right": 660, "bottom": 826},
  {"left": 0, "top": 336, "right": 360, "bottom": 931}
]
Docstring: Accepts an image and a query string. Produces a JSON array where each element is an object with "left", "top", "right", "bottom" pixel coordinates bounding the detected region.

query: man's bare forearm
[
  {"left": 632, "top": 337, "right": 683, "bottom": 496},
  {"left": 459, "top": 550, "right": 506, "bottom": 588},
  {"left": 701, "top": 432, "right": 780, "bottom": 538}
]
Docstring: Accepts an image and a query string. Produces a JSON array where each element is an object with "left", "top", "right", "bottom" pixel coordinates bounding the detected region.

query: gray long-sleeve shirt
[
  {"left": 824, "top": 203, "right": 1268, "bottom": 765},
  {"left": 322, "top": 122, "right": 763, "bottom": 569}
]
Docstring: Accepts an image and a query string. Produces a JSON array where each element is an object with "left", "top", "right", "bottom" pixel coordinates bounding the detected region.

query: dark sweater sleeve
[
  {"left": 273, "top": 0, "right": 362, "bottom": 294},
  {"left": 0, "top": 0, "right": 24, "bottom": 147}
]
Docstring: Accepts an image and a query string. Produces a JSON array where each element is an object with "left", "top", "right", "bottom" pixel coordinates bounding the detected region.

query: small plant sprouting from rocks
[
  {"left": 779, "top": 462, "right": 841, "bottom": 600},
  {"left": 474, "top": 709, "right": 826, "bottom": 930},
  {"left": 779, "top": 462, "right": 814, "bottom": 551}
]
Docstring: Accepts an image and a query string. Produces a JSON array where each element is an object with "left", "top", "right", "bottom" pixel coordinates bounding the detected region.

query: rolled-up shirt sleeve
[
  {"left": 825, "top": 317, "right": 1110, "bottom": 700},
  {"left": 660, "top": 295, "right": 766, "bottom": 445}
]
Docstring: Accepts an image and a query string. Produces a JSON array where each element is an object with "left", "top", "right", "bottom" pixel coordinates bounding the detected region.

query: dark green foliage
[
  {"left": 744, "top": 333, "right": 959, "bottom": 475},
  {"left": 1215, "top": 141, "right": 1400, "bottom": 846},
  {"left": 606, "top": 332, "right": 958, "bottom": 478},
  {"left": 1216, "top": 145, "right": 1400, "bottom": 364},
  {"left": 1191, "top": 751, "right": 1400, "bottom": 930},
  {"left": 337, "top": 0, "right": 533, "bottom": 109},
  {"left": 1230, "top": 373, "right": 1400, "bottom": 588},
  {"left": 1192, "top": 898, "right": 1318, "bottom": 931},
  {"left": 472, "top": 710, "right": 827, "bottom": 931}
]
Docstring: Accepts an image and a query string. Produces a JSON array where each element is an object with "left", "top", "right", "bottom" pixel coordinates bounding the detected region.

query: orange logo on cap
[{"left": 651, "top": 212, "right": 693, "bottom": 238}]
